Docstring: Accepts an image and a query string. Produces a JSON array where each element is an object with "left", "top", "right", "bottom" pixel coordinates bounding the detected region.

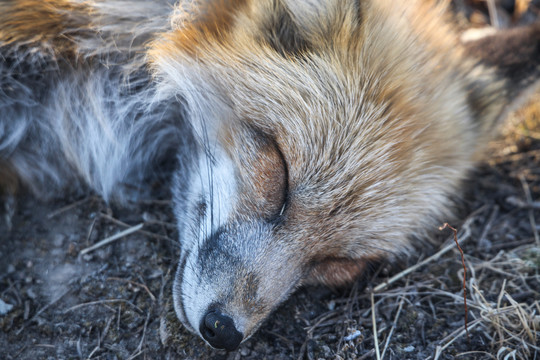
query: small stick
[
  {"left": 107, "top": 277, "right": 156, "bottom": 302},
  {"left": 374, "top": 217, "right": 473, "bottom": 292},
  {"left": 519, "top": 175, "right": 540, "bottom": 247},
  {"left": 63, "top": 299, "right": 143, "bottom": 314},
  {"left": 15, "top": 289, "right": 71, "bottom": 335},
  {"left": 434, "top": 320, "right": 481, "bottom": 360},
  {"left": 79, "top": 223, "right": 144, "bottom": 256},
  {"left": 381, "top": 279, "right": 409, "bottom": 360},
  {"left": 506, "top": 196, "right": 540, "bottom": 210},
  {"left": 47, "top": 197, "right": 92, "bottom": 219},
  {"left": 486, "top": 0, "right": 500, "bottom": 29},
  {"left": 371, "top": 292, "right": 381, "bottom": 360},
  {"left": 101, "top": 213, "right": 176, "bottom": 243},
  {"left": 130, "top": 311, "right": 151, "bottom": 360},
  {"left": 439, "top": 223, "right": 469, "bottom": 340}
]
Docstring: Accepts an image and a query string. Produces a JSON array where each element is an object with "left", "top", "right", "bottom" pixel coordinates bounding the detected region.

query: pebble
[
  {"left": 53, "top": 233, "right": 66, "bottom": 247},
  {"left": 403, "top": 345, "right": 415, "bottom": 352},
  {"left": 142, "top": 212, "right": 157, "bottom": 222},
  {"left": 343, "top": 330, "right": 362, "bottom": 341},
  {"left": 0, "top": 299, "right": 14, "bottom": 316},
  {"left": 27, "top": 288, "right": 37, "bottom": 300},
  {"left": 328, "top": 300, "right": 336, "bottom": 311}
]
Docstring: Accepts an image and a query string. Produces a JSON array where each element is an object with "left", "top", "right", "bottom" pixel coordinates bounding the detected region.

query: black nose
[{"left": 199, "top": 309, "right": 243, "bottom": 351}]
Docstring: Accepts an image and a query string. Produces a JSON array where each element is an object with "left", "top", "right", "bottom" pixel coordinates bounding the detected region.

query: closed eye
[
  {"left": 234, "top": 128, "right": 289, "bottom": 222},
  {"left": 271, "top": 140, "right": 289, "bottom": 223}
]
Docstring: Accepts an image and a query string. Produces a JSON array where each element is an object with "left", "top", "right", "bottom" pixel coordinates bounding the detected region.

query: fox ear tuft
[
  {"left": 282, "top": 0, "right": 361, "bottom": 42},
  {"left": 172, "top": 0, "right": 248, "bottom": 35},
  {"left": 249, "top": 1, "right": 310, "bottom": 57},
  {"left": 156, "top": 0, "right": 248, "bottom": 56}
]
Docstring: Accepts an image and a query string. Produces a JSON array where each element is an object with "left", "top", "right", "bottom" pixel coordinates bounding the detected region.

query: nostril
[{"left": 199, "top": 309, "right": 243, "bottom": 351}]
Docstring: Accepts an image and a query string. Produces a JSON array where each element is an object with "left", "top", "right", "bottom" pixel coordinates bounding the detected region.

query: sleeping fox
[{"left": 1, "top": 0, "right": 539, "bottom": 351}]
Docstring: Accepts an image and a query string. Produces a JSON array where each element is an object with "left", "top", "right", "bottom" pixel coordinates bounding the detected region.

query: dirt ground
[{"left": 1, "top": 3, "right": 540, "bottom": 360}]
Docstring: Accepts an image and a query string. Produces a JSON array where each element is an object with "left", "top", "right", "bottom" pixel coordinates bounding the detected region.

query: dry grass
[{"left": 299, "top": 96, "right": 540, "bottom": 360}]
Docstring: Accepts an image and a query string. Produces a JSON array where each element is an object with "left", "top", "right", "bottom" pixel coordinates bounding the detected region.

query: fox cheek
[
  {"left": 174, "top": 221, "right": 296, "bottom": 348},
  {"left": 304, "top": 258, "right": 371, "bottom": 288}
]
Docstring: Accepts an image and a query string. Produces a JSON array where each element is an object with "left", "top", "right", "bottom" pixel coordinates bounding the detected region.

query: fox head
[{"left": 149, "top": 0, "right": 511, "bottom": 350}]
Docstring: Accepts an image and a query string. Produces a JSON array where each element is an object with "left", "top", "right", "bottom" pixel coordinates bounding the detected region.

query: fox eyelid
[
  {"left": 272, "top": 137, "right": 290, "bottom": 221},
  {"left": 279, "top": 203, "right": 286, "bottom": 216}
]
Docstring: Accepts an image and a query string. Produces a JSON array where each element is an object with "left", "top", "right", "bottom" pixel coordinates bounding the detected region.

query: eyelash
[{"left": 273, "top": 140, "right": 290, "bottom": 222}]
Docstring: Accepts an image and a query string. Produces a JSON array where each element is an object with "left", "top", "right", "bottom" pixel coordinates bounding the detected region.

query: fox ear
[
  {"left": 282, "top": 0, "right": 361, "bottom": 42},
  {"left": 160, "top": 0, "right": 248, "bottom": 55}
]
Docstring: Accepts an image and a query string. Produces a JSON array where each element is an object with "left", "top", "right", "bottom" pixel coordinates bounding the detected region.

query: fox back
[{"left": 1, "top": 0, "right": 539, "bottom": 351}]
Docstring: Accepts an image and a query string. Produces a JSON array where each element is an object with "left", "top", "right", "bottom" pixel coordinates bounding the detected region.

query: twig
[
  {"left": 100, "top": 213, "right": 176, "bottom": 244},
  {"left": 455, "top": 351, "right": 497, "bottom": 359},
  {"left": 305, "top": 311, "right": 340, "bottom": 333},
  {"left": 297, "top": 337, "right": 309, "bottom": 360},
  {"left": 439, "top": 223, "right": 469, "bottom": 340},
  {"left": 85, "top": 217, "right": 98, "bottom": 245},
  {"left": 47, "top": 197, "right": 93, "bottom": 219},
  {"left": 486, "top": 0, "right": 500, "bottom": 28},
  {"left": 87, "top": 315, "right": 114, "bottom": 359},
  {"left": 143, "top": 218, "right": 177, "bottom": 229},
  {"left": 506, "top": 196, "right": 540, "bottom": 210},
  {"left": 519, "top": 175, "right": 540, "bottom": 247},
  {"left": 16, "top": 289, "right": 71, "bottom": 335},
  {"left": 504, "top": 292, "right": 535, "bottom": 342},
  {"left": 495, "top": 280, "right": 507, "bottom": 348},
  {"left": 358, "top": 349, "right": 376, "bottom": 360},
  {"left": 297, "top": 311, "right": 338, "bottom": 360},
  {"left": 381, "top": 279, "right": 409, "bottom": 360},
  {"left": 63, "top": 299, "right": 143, "bottom": 314},
  {"left": 371, "top": 292, "right": 381, "bottom": 360},
  {"left": 434, "top": 320, "right": 482, "bottom": 360},
  {"left": 129, "top": 311, "right": 151, "bottom": 360},
  {"left": 336, "top": 281, "right": 361, "bottom": 350},
  {"left": 374, "top": 217, "right": 473, "bottom": 292},
  {"left": 478, "top": 206, "right": 499, "bottom": 249},
  {"left": 79, "top": 223, "right": 144, "bottom": 255},
  {"left": 266, "top": 330, "right": 295, "bottom": 354},
  {"left": 87, "top": 344, "right": 100, "bottom": 359},
  {"left": 106, "top": 277, "right": 156, "bottom": 302}
]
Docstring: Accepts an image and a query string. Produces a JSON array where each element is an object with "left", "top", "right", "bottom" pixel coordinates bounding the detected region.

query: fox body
[{"left": 1, "top": 0, "right": 540, "bottom": 351}]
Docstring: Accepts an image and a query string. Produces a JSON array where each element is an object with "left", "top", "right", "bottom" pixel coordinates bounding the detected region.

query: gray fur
[{"left": 0, "top": 0, "right": 190, "bottom": 202}]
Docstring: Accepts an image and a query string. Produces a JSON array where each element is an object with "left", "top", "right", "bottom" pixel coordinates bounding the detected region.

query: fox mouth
[{"left": 173, "top": 247, "right": 247, "bottom": 350}]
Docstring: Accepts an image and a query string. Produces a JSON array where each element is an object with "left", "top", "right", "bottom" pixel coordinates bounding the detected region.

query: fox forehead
[{"left": 151, "top": 0, "right": 477, "bottom": 152}]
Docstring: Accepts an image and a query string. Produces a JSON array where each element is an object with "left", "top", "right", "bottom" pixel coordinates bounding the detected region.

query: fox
[{"left": 1, "top": 0, "right": 540, "bottom": 352}]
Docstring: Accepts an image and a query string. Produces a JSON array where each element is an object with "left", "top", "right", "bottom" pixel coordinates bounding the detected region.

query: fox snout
[{"left": 173, "top": 220, "right": 303, "bottom": 350}]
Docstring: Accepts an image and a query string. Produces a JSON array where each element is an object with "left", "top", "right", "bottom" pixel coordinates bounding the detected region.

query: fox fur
[{"left": 1, "top": 0, "right": 540, "bottom": 351}]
